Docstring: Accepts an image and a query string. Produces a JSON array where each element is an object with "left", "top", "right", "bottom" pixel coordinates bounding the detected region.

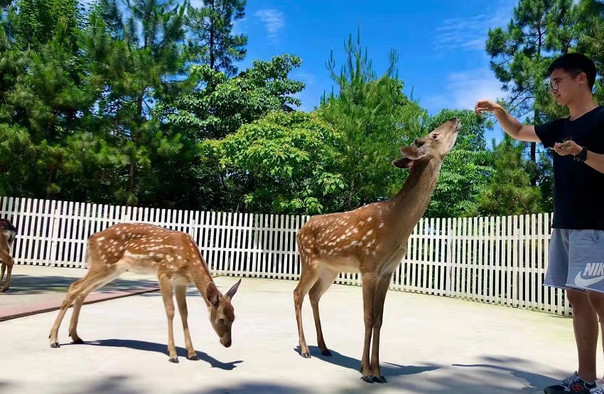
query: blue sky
[
  {"left": 82, "top": 0, "right": 518, "bottom": 142},
  {"left": 230, "top": 0, "right": 514, "bottom": 119}
]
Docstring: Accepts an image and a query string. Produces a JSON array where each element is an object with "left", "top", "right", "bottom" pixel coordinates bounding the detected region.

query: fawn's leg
[
  {"left": 360, "top": 272, "right": 378, "bottom": 383},
  {"left": 159, "top": 273, "right": 178, "bottom": 362},
  {"left": 309, "top": 268, "right": 338, "bottom": 356},
  {"left": 293, "top": 255, "right": 319, "bottom": 358},
  {"left": 175, "top": 282, "right": 198, "bottom": 360},
  {"left": 369, "top": 273, "right": 392, "bottom": 383}
]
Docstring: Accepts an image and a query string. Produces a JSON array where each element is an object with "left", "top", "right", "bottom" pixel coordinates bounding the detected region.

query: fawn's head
[
  {"left": 392, "top": 118, "right": 460, "bottom": 169},
  {"left": 205, "top": 279, "right": 242, "bottom": 347}
]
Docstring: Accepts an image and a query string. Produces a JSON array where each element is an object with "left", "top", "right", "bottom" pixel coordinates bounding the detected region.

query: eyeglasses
[{"left": 549, "top": 73, "right": 577, "bottom": 91}]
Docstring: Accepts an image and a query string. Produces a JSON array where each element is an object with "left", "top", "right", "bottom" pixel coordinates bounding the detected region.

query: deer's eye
[{"left": 431, "top": 133, "right": 439, "bottom": 140}]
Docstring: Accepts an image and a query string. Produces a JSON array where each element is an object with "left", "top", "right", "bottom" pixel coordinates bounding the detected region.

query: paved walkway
[{"left": 0, "top": 265, "right": 593, "bottom": 393}]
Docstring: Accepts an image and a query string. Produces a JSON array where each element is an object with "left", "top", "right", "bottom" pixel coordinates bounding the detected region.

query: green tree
[
  {"left": 575, "top": 0, "right": 604, "bottom": 104},
  {"left": 485, "top": 0, "right": 577, "bottom": 170},
  {"left": 161, "top": 55, "right": 305, "bottom": 141},
  {"left": 9, "top": 0, "right": 82, "bottom": 51},
  {"left": 185, "top": 0, "right": 247, "bottom": 76},
  {"left": 471, "top": 135, "right": 541, "bottom": 216},
  {"left": 88, "top": 0, "right": 188, "bottom": 205},
  {"left": 218, "top": 111, "right": 344, "bottom": 214},
  {"left": 318, "top": 29, "right": 425, "bottom": 210},
  {"left": 154, "top": 55, "right": 305, "bottom": 210},
  {"left": 422, "top": 109, "right": 493, "bottom": 218},
  {"left": 0, "top": 0, "right": 96, "bottom": 197}
]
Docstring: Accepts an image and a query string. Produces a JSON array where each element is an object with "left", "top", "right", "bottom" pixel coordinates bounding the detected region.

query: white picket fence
[{"left": 0, "top": 196, "right": 569, "bottom": 315}]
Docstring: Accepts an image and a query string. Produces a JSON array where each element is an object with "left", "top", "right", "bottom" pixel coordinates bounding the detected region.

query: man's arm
[
  {"left": 475, "top": 99, "right": 541, "bottom": 142},
  {"left": 554, "top": 140, "right": 604, "bottom": 174}
]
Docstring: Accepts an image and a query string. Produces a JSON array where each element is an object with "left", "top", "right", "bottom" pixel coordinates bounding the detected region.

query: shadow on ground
[
  {"left": 63, "top": 375, "right": 308, "bottom": 394},
  {"left": 5, "top": 274, "right": 157, "bottom": 294},
  {"left": 74, "top": 338, "right": 243, "bottom": 370},
  {"left": 294, "top": 345, "right": 440, "bottom": 378},
  {"left": 291, "top": 347, "right": 557, "bottom": 393},
  {"left": 453, "top": 355, "right": 560, "bottom": 392}
]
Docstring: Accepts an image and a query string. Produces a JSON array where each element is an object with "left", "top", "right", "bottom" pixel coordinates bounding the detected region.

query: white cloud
[
  {"left": 189, "top": 0, "right": 205, "bottom": 8},
  {"left": 433, "top": 1, "right": 513, "bottom": 52},
  {"left": 255, "top": 9, "right": 285, "bottom": 43},
  {"left": 424, "top": 68, "right": 505, "bottom": 114}
]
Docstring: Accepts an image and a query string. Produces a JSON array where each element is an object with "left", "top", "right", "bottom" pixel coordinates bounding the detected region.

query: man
[{"left": 475, "top": 53, "right": 604, "bottom": 394}]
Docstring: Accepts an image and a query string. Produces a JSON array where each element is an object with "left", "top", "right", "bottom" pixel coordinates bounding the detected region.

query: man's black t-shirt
[{"left": 535, "top": 106, "right": 604, "bottom": 229}]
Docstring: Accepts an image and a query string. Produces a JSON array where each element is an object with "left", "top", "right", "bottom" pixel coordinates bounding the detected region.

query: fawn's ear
[
  {"left": 392, "top": 146, "right": 426, "bottom": 169},
  {"left": 225, "top": 279, "right": 241, "bottom": 300},
  {"left": 206, "top": 282, "right": 220, "bottom": 307}
]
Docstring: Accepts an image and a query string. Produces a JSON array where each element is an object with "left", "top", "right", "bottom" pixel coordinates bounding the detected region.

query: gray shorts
[{"left": 545, "top": 228, "right": 604, "bottom": 293}]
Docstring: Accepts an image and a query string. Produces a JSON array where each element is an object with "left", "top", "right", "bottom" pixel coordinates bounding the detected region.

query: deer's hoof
[
  {"left": 71, "top": 338, "right": 84, "bottom": 345},
  {"left": 1, "top": 287, "right": 8, "bottom": 292},
  {"left": 50, "top": 342, "right": 60, "bottom": 348},
  {"left": 361, "top": 375, "right": 375, "bottom": 383},
  {"left": 168, "top": 357, "right": 179, "bottom": 363},
  {"left": 187, "top": 355, "right": 199, "bottom": 361},
  {"left": 374, "top": 375, "right": 387, "bottom": 384},
  {"left": 321, "top": 349, "right": 332, "bottom": 357}
]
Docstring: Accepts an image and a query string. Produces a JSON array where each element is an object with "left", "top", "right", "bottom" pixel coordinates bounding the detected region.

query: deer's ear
[
  {"left": 392, "top": 157, "right": 413, "bottom": 169},
  {"left": 400, "top": 145, "right": 426, "bottom": 159},
  {"left": 206, "top": 282, "right": 220, "bottom": 306},
  {"left": 393, "top": 146, "right": 426, "bottom": 169},
  {"left": 225, "top": 279, "right": 241, "bottom": 300}
]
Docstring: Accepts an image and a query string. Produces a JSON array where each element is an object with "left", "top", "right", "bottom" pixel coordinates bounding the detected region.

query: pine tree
[
  {"left": 185, "top": 0, "right": 247, "bottom": 76},
  {"left": 485, "top": 0, "right": 577, "bottom": 174}
]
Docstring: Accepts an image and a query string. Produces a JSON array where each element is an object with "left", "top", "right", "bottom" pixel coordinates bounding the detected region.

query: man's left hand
[{"left": 553, "top": 140, "right": 582, "bottom": 156}]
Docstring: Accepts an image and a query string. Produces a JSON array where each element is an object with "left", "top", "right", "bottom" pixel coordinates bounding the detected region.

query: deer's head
[
  {"left": 205, "top": 279, "right": 241, "bottom": 347},
  {"left": 392, "top": 118, "right": 460, "bottom": 169}
]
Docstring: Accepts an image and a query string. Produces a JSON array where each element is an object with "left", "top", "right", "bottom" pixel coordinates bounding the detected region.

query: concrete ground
[{"left": 0, "top": 265, "right": 592, "bottom": 393}]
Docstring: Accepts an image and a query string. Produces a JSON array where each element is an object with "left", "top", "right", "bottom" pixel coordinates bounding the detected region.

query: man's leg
[
  {"left": 587, "top": 290, "right": 604, "bottom": 380},
  {"left": 569, "top": 288, "right": 598, "bottom": 382}
]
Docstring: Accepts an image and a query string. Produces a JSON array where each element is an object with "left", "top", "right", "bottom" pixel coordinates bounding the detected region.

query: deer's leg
[
  {"left": 2, "top": 259, "right": 12, "bottom": 292},
  {"left": 0, "top": 261, "right": 5, "bottom": 286},
  {"left": 360, "top": 272, "right": 378, "bottom": 383},
  {"left": 49, "top": 269, "right": 111, "bottom": 348},
  {"left": 0, "top": 251, "right": 13, "bottom": 292},
  {"left": 369, "top": 273, "right": 393, "bottom": 383},
  {"left": 68, "top": 268, "right": 122, "bottom": 344},
  {"left": 159, "top": 273, "right": 179, "bottom": 363},
  {"left": 174, "top": 282, "right": 198, "bottom": 361},
  {"left": 308, "top": 268, "right": 338, "bottom": 356},
  {"left": 293, "top": 255, "right": 319, "bottom": 358}
]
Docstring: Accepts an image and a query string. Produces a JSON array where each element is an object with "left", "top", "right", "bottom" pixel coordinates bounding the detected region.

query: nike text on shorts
[{"left": 545, "top": 229, "right": 604, "bottom": 293}]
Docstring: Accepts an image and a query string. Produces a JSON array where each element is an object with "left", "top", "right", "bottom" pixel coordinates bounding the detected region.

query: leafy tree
[
  {"left": 575, "top": 0, "right": 604, "bottom": 104},
  {"left": 318, "top": 29, "right": 426, "bottom": 210},
  {"left": 0, "top": 0, "right": 95, "bottom": 197},
  {"left": 185, "top": 0, "right": 247, "bottom": 76},
  {"left": 485, "top": 0, "right": 577, "bottom": 170},
  {"left": 161, "top": 55, "right": 305, "bottom": 141},
  {"left": 422, "top": 109, "right": 493, "bottom": 218},
  {"left": 218, "top": 111, "right": 344, "bottom": 214},
  {"left": 9, "top": 0, "right": 82, "bottom": 51},
  {"left": 88, "top": 0, "right": 188, "bottom": 205},
  {"left": 471, "top": 134, "right": 541, "bottom": 216}
]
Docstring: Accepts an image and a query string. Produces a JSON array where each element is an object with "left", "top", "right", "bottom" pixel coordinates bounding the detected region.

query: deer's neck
[
  {"left": 190, "top": 257, "right": 215, "bottom": 306},
  {"left": 389, "top": 159, "right": 442, "bottom": 231}
]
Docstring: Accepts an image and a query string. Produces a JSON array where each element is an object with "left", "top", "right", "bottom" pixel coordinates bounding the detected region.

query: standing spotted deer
[
  {"left": 49, "top": 223, "right": 241, "bottom": 362},
  {"left": 0, "top": 218, "right": 17, "bottom": 292},
  {"left": 294, "top": 118, "right": 460, "bottom": 383}
]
